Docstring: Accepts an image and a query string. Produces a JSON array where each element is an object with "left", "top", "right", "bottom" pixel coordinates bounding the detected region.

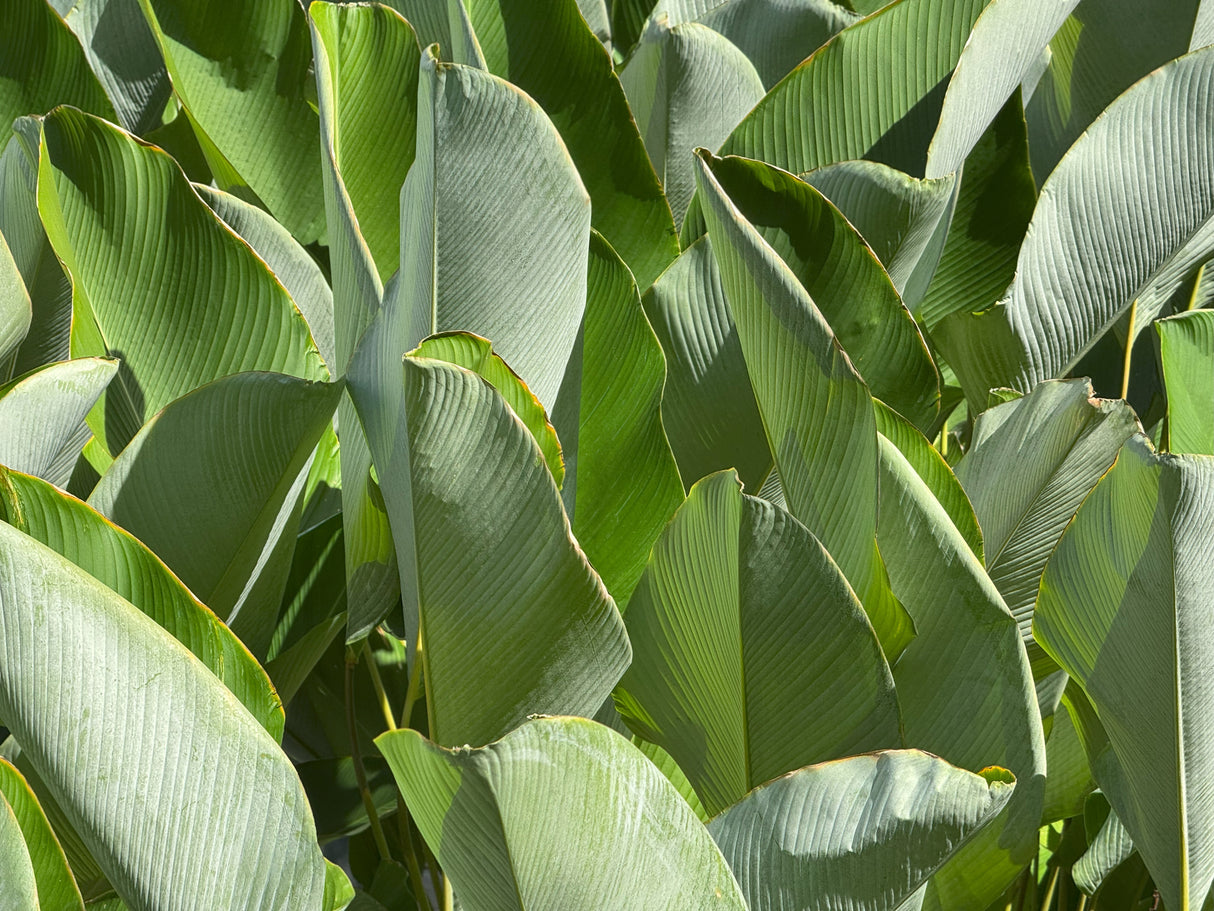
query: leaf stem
[
  {"left": 1040, "top": 866, "right": 1060, "bottom": 910},
  {"left": 1121, "top": 299, "right": 1138, "bottom": 401},
  {"left": 1188, "top": 263, "right": 1206, "bottom": 311},
  {"left": 362, "top": 640, "right": 398, "bottom": 733},
  {"left": 441, "top": 872, "right": 454, "bottom": 911},
  {"left": 345, "top": 648, "right": 392, "bottom": 863},
  {"left": 401, "top": 631, "right": 425, "bottom": 730}
]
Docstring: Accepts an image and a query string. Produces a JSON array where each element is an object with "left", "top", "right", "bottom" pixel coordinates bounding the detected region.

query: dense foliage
[{"left": 1, "top": 0, "right": 1212, "bottom": 909}]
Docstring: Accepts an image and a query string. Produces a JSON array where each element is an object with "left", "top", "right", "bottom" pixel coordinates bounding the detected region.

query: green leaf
[
  {"left": 721, "top": 0, "right": 990, "bottom": 177},
  {"left": 1040, "top": 684, "right": 1094, "bottom": 823},
  {"left": 1034, "top": 436, "right": 1214, "bottom": 911},
  {"left": 696, "top": 152, "right": 915, "bottom": 658},
  {"left": 0, "top": 232, "right": 31, "bottom": 372},
  {"left": 708, "top": 751, "right": 1016, "bottom": 911},
  {"left": 802, "top": 160, "right": 956, "bottom": 312},
  {"left": 463, "top": 0, "right": 680, "bottom": 288},
  {"left": 0, "top": 0, "right": 116, "bottom": 130},
  {"left": 611, "top": 0, "right": 658, "bottom": 55},
  {"left": 0, "top": 787, "right": 38, "bottom": 911},
  {"left": 1157, "top": 310, "right": 1214, "bottom": 455},
  {"left": 876, "top": 437, "right": 1046, "bottom": 908},
  {"left": 0, "top": 118, "right": 72, "bottom": 379},
  {"left": 0, "top": 757, "right": 82, "bottom": 911},
  {"left": 553, "top": 232, "right": 685, "bottom": 605},
  {"left": 1074, "top": 799, "right": 1135, "bottom": 895},
  {"left": 872, "top": 399, "right": 983, "bottom": 559},
  {"left": 0, "top": 465, "right": 286, "bottom": 739},
  {"left": 619, "top": 19, "right": 764, "bottom": 227},
  {"left": 135, "top": 0, "right": 325, "bottom": 242},
  {"left": 60, "top": 0, "right": 170, "bottom": 134},
  {"left": 925, "top": 0, "right": 1080, "bottom": 178},
  {"left": 0, "top": 521, "right": 328, "bottom": 909},
  {"left": 37, "top": 107, "right": 326, "bottom": 456},
  {"left": 323, "top": 861, "right": 354, "bottom": 911},
  {"left": 704, "top": 153, "right": 940, "bottom": 428},
  {"left": 614, "top": 470, "right": 900, "bottom": 817},
  {"left": 194, "top": 184, "right": 336, "bottom": 374},
  {"left": 955, "top": 380, "right": 1138, "bottom": 658},
  {"left": 376, "top": 717, "right": 748, "bottom": 910},
  {"left": 413, "top": 332, "right": 564, "bottom": 488},
  {"left": 0, "top": 358, "right": 117, "bottom": 487},
  {"left": 964, "top": 45, "right": 1214, "bottom": 395},
  {"left": 1024, "top": 0, "right": 1203, "bottom": 182},
  {"left": 641, "top": 235, "right": 771, "bottom": 492},
  {"left": 88, "top": 372, "right": 342, "bottom": 659}
]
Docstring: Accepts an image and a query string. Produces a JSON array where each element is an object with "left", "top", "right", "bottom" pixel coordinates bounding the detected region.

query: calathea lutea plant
[{"left": 0, "top": 0, "right": 1213, "bottom": 909}]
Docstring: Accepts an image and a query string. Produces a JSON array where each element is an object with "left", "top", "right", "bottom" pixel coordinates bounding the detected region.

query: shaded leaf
[
  {"left": 0, "top": 757, "right": 82, "bottom": 911},
  {"left": 1157, "top": 309, "right": 1214, "bottom": 455}
]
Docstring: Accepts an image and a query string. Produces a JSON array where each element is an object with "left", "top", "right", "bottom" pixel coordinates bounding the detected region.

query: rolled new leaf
[
  {"left": 615, "top": 470, "right": 900, "bottom": 817},
  {"left": 708, "top": 751, "right": 1016, "bottom": 911},
  {"left": 0, "top": 521, "right": 327, "bottom": 909},
  {"left": 377, "top": 717, "right": 748, "bottom": 911},
  {"left": 0, "top": 757, "right": 82, "bottom": 910}
]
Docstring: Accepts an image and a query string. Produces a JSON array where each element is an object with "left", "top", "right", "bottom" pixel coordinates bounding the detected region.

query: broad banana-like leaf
[
  {"left": 802, "top": 161, "right": 955, "bottom": 311},
  {"left": 0, "top": 757, "right": 82, "bottom": 911},
  {"left": 462, "top": 0, "right": 680, "bottom": 288},
  {"left": 611, "top": 0, "right": 657, "bottom": 54},
  {"left": 703, "top": 153, "right": 939, "bottom": 427},
  {"left": 620, "top": 19, "right": 764, "bottom": 227},
  {"left": 59, "top": 0, "right": 170, "bottom": 135},
  {"left": 955, "top": 380, "right": 1138, "bottom": 655},
  {"left": 0, "top": 118, "right": 71, "bottom": 378},
  {"left": 135, "top": 0, "right": 325, "bottom": 242},
  {"left": 0, "top": 521, "right": 328, "bottom": 909},
  {"left": 1074, "top": 798, "right": 1135, "bottom": 895},
  {"left": 0, "top": 788, "right": 38, "bottom": 911},
  {"left": 377, "top": 717, "right": 749, "bottom": 911},
  {"left": 971, "top": 44, "right": 1214, "bottom": 394},
  {"left": 309, "top": 1, "right": 414, "bottom": 642},
  {"left": 577, "top": 0, "right": 611, "bottom": 44},
  {"left": 872, "top": 400, "right": 982, "bottom": 559},
  {"left": 1040, "top": 686, "right": 1094, "bottom": 822},
  {"left": 195, "top": 184, "right": 336, "bottom": 374},
  {"left": 88, "top": 373, "right": 342, "bottom": 659},
  {"left": 1157, "top": 310, "right": 1214, "bottom": 454},
  {"left": 708, "top": 751, "right": 1016, "bottom": 911},
  {"left": 876, "top": 437, "right": 1046, "bottom": 909},
  {"left": 1025, "top": 0, "right": 1203, "bottom": 182},
  {"left": 0, "top": 233, "right": 30, "bottom": 371},
  {"left": 552, "top": 232, "right": 684, "bottom": 605},
  {"left": 915, "top": 95, "right": 1035, "bottom": 339},
  {"left": 0, "top": 0, "right": 116, "bottom": 131},
  {"left": 1034, "top": 436, "right": 1214, "bottom": 911},
  {"left": 721, "top": 0, "right": 989, "bottom": 177},
  {"left": 0, "top": 358, "right": 116, "bottom": 487},
  {"left": 37, "top": 107, "right": 326, "bottom": 455},
  {"left": 926, "top": 0, "right": 1080, "bottom": 178},
  {"left": 0, "top": 466, "right": 285, "bottom": 739},
  {"left": 641, "top": 236, "right": 771, "bottom": 492},
  {"left": 614, "top": 470, "right": 900, "bottom": 816},
  {"left": 356, "top": 356, "right": 630, "bottom": 746},
  {"left": 696, "top": 153, "right": 915, "bottom": 657},
  {"left": 695, "top": 0, "right": 860, "bottom": 90},
  {"left": 631, "top": 736, "right": 709, "bottom": 821},
  {"left": 415, "top": 332, "right": 563, "bottom": 487}
]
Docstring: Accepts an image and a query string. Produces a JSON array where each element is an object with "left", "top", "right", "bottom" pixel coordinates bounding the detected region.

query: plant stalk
[
  {"left": 1040, "top": 866, "right": 1061, "bottom": 911},
  {"left": 1188, "top": 263, "right": 1206, "bottom": 311},
  {"left": 363, "top": 640, "right": 398, "bottom": 733},
  {"left": 345, "top": 648, "right": 392, "bottom": 863},
  {"left": 1121, "top": 299, "right": 1138, "bottom": 400}
]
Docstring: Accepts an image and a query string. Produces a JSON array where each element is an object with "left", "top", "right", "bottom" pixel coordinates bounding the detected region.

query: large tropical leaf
[
  {"left": 1157, "top": 309, "right": 1214, "bottom": 454},
  {"left": 552, "top": 232, "right": 684, "bottom": 605},
  {"left": 721, "top": 0, "right": 990, "bottom": 177},
  {"left": 0, "top": 358, "right": 116, "bottom": 488},
  {"left": 696, "top": 152, "right": 914, "bottom": 657},
  {"left": 0, "top": 757, "right": 82, "bottom": 911},
  {"left": 463, "top": 0, "right": 680, "bottom": 288},
  {"left": 702, "top": 152, "right": 939, "bottom": 427},
  {"left": 135, "top": 0, "right": 325, "bottom": 242},
  {"left": 88, "top": 372, "right": 342, "bottom": 658},
  {"left": 708, "top": 751, "right": 1016, "bottom": 911},
  {"left": 954, "top": 380, "right": 1138, "bottom": 658},
  {"left": 1034, "top": 436, "right": 1214, "bottom": 911},
  {"left": 614, "top": 470, "right": 900, "bottom": 817},
  {"left": 376, "top": 717, "right": 748, "bottom": 911},
  {"left": 641, "top": 236, "right": 771, "bottom": 492},
  {"left": 1073, "top": 798, "right": 1135, "bottom": 896},
  {"left": 955, "top": 45, "right": 1214, "bottom": 396},
  {"left": 0, "top": 233, "right": 30, "bottom": 375},
  {"left": 0, "top": 520, "right": 328, "bottom": 909},
  {"left": 0, "top": 787, "right": 38, "bottom": 911},
  {"left": 876, "top": 437, "right": 1045, "bottom": 908},
  {"left": 0, "top": 466, "right": 285, "bottom": 738},
  {"left": 619, "top": 19, "right": 764, "bottom": 227},
  {"left": 37, "top": 107, "right": 326, "bottom": 456}
]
